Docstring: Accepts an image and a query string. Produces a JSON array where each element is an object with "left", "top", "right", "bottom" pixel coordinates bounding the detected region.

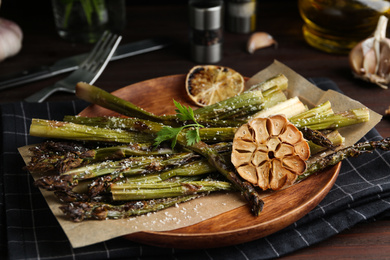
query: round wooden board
[{"left": 79, "top": 74, "right": 341, "bottom": 249}]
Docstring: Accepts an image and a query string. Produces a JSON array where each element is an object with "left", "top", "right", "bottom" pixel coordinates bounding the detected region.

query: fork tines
[{"left": 81, "top": 31, "right": 122, "bottom": 72}]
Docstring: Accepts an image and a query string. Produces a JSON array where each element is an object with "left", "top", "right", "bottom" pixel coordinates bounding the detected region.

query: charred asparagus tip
[{"left": 34, "top": 175, "right": 77, "bottom": 191}]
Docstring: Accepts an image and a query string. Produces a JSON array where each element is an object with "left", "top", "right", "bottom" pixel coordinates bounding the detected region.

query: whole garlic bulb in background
[
  {"left": 0, "top": 18, "right": 23, "bottom": 62},
  {"left": 349, "top": 15, "right": 390, "bottom": 89},
  {"left": 0, "top": 0, "right": 22, "bottom": 63}
]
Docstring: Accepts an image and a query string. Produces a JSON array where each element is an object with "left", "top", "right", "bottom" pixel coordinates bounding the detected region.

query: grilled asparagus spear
[{"left": 299, "top": 137, "right": 390, "bottom": 181}]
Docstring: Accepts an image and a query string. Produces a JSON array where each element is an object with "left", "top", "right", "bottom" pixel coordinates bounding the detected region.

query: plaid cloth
[{"left": 1, "top": 78, "right": 390, "bottom": 260}]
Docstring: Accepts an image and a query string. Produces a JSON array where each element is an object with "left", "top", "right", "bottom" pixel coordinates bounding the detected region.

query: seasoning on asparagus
[
  {"left": 193, "top": 86, "right": 286, "bottom": 121},
  {"left": 60, "top": 195, "right": 204, "bottom": 222},
  {"left": 111, "top": 180, "right": 234, "bottom": 200},
  {"left": 29, "top": 119, "right": 155, "bottom": 143},
  {"left": 291, "top": 108, "right": 370, "bottom": 130},
  {"left": 26, "top": 140, "right": 173, "bottom": 174}
]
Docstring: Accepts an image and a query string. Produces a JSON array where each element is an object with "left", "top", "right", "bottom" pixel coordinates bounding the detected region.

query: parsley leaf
[
  {"left": 186, "top": 128, "right": 201, "bottom": 146},
  {"left": 153, "top": 126, "right": 183, "bottom": 149},
  {"left": 154, "top": 100, "right": 203, "bottom": 149},
  {"left": 174, "top": 99, "right": 196, "bottom": 122}
]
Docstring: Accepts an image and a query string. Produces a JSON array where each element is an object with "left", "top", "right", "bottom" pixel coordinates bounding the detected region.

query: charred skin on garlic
[{"left": 231, "top": 115, "right": 310, "bottom": 191}]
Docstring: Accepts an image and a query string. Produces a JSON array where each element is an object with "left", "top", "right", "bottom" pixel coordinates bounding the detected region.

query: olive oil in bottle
[{"left": 298, "top": 0, "right": 390, "bottom": 54}]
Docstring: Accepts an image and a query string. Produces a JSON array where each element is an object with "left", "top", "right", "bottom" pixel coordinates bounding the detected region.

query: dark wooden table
[{"left": 1, "top": 1, "right": 390, "bottom": 258}]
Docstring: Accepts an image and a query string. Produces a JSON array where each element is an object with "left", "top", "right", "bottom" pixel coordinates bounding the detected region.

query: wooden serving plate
[{"left": 79, "top": 74, "right": 341, "bottom": 249}]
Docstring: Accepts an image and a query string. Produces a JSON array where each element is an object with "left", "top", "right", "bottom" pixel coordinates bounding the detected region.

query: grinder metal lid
[{"left": 189, "top": 0, "right": 224, "bottom": 30}]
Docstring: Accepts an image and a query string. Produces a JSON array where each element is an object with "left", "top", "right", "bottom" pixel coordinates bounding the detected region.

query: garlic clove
[
  {"left": 378, "top": 39, "right": 390, "bottom": 77},
  {"left": 247, "top": 32, "right": 277, "bottom": 54},
  {"left": 362, "top": 47, "right": 377, "bottom": 75},
  {"left": 349, "top": 42, "right": 365, "bottom": 74},
  {"left": 0, "top": 17, "right": 23, "bottom": 62},
  {"left": 349, "top": 15, "right": 390, "bottom": 89}
]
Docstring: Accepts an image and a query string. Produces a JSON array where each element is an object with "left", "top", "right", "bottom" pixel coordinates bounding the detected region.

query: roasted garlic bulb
[
  {"left": 231, "top": 115, "right": 310, "bottom": 191},
  {"left": 350, "top": 15, "right": 390, "bottom": 89}
]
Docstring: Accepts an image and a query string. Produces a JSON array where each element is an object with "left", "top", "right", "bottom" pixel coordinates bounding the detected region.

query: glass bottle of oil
[{"left": 298, "top": 0, "right": 390, "bottom": 54}]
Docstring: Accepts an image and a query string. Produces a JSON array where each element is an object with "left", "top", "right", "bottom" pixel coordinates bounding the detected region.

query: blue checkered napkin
[{"left": 1, "top": 78, "right": 390, "bottom": 260}]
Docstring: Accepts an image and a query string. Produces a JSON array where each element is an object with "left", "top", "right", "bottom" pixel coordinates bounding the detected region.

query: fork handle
[{"left": 24, "top": 84, "right": 73, "bottom": 103}]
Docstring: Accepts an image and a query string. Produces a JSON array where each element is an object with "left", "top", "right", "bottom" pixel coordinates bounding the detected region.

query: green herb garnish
[{"left": 154, "top": 100, "right": 204, "bottom": 149}]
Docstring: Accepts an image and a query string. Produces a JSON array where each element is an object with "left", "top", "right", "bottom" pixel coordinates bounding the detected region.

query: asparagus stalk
[
  {"left": 289, "top": 101, "right": 333, "bottom": 122},
  {"left": 251, "top": 96, "right": 307, "bottom": 119},
  {"left": 64, "top": 115, "right": 165, "bottom": 132},
  {"left": 259, "top": 85, "right": 288, "bottom": 111},
  {"left": 198, "top": 127, "right": 237, "bottom": 143},
  {"left": 193, "top": 90, "right": 265, "bottom": 120},
  {"left": 59, "top": 195, "right": 203, "bottom": 221},
  {"left": 123, "top": 159, "right": 216, "bottom": 184},
  {"left": 193, "top": 86, "right": 287, "bottom": 121},
  {"left": 30, "top": 119, "right": 154, "bottom": 143},
  {"left": 90, "top": 143, "right": 173, "bottom": 158},
  {"left": 76, "top": 82, "right": 173, "bottom": 123},
  {"left": 291, "top": 108, "right": 370, "bottom": 130},
  {"left": 64, "top": 115, "right": 240, "bottom": 142},
  {"left": 298, "top": 137, "right": 390, "bottom": 181},
  {"left": 248, "top": 73, "right": 288, "bottom": 92},
  {"left": 62, "top": 152, "right": 199, "bottom": 178},
  {"left": 75, "top": 82, "right": 281, "bottom": 126},
  {"left": 111, "top": 180, "right": 234, "bottom": 200},
  {"left": 64, "top": 114, "right": 245, "bottom": 128}
]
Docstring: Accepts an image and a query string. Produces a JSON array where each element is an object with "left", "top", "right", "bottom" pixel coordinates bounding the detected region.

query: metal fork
[{"left": 25, "top": 31, "right": 122, "bottom": 103}]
